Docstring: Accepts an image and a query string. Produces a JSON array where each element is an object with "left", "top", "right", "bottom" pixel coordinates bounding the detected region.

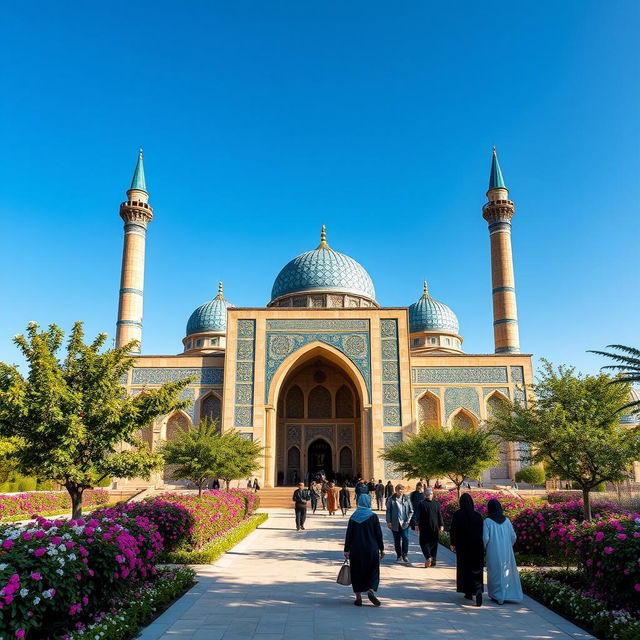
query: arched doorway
[
  {"left": 308, "top": 439, "right": 333, "bottom": 478},
  {"left": 270, "top": 346, "right": 367, "bottom": 486}
]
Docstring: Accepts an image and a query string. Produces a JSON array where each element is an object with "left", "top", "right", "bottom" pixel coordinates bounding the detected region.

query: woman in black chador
[
  {"left": 343, "top": 494, "right": 385, "bottom": 606},
  {"left": 449, "top": 492, "right": 484, "bottom": 607}
]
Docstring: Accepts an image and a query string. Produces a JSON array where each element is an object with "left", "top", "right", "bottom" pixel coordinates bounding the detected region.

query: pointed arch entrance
[{"left": 267, "top": 343, "right": 369, "bottom": 486}]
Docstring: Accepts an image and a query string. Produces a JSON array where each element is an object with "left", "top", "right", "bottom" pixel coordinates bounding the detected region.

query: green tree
[
  {"left": 490, "top": 361, "right": 640, "bottom": 520},
  {"left": 0, "top": 322, "right": 192, "bottom": 518},
  {"left": 589, "top": 344, "right": 640, "bottom": 413},
  {"left": 515, "top": 464, "right": 546, "bottom": 487},
  {"left": 159, "top": 418, "right": 223, "bottom": 496},
  {"left": 382, "top": 426, "right": 499, "bottom": 497},
  {"left": 215, "top": 430, "right": 263, "bottom": 490}
]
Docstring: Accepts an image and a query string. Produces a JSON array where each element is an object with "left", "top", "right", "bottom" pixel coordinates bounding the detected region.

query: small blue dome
[
  {"left": 271, "top": 227, "right": 376, "bottom": 302},
  {"left": 409, "top": 282, "right": 459, "bottom": 334},
  {"left": 186, "top": 282, "right": 234, "bottom": 335}
]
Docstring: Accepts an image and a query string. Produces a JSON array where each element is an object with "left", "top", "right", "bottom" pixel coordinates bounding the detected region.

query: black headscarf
[
  {"left": 459, "top": 492, "right": 475, "bottom": 513},
  {"left": 487, "top": 498, "right": 506, "bottom": 524}
]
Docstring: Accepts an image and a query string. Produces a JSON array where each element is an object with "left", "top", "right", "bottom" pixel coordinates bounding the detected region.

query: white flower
[
  {"left": 32, "top": 596, "right": 41, "bottom": 605},
  {"left": 19, "top": 588, "right": 28, "bottom": 597},
  {"left": 56, "top": 569, "right": 64, "bottom": 575},
  {"left": 57, "top": 557, "right": 65, "bottom": 566},
  {"left": 58, "top": 543, "right": 67, "bottom": 551},
  {"left": 42, "top": 589, "right": 54, "bottom": 599},
  {"left": 68, "top": 553, "right": 77, "bottom": 561},
  {"left": 0, "top": 563, "right": 8, "bottom": 571},
  {"left": 47, "top": 548, "right": 58, "bottom": 556}
]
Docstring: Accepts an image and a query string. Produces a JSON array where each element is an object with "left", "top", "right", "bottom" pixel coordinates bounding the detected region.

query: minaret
[
  {"left": 482, "top": 147, "right": 520, "bottom": 354},
  {"left": 115, "top": 150, "right": 153, "bottom": 353}
]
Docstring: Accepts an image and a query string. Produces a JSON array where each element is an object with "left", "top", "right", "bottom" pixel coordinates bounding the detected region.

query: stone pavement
[{"left": 139, "top": 508, "right": 595, "bottom": 640}]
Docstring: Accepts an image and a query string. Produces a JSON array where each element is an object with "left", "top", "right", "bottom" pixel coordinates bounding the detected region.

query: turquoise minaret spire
[
  {"left": 130, "top": 149, "right": 147, "bottom": 192},
  {"left": 488, "top": 146, "right": 506, "bottom": 190}
]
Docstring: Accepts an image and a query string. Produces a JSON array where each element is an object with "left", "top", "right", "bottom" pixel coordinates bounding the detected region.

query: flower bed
[
  {"left": 64, "top": 567, "right": 195, "bottom": 640},
  {"left": 521, "top": 569, "right": 640, "bottom": 640},
  {"left": 0, "top": 490, "right": 110, "bottom": 521},
  {"left": 150, "top": 491, "right": 247, "bottom": 549},
  {"left": 228, "top": 489, "right": 260, "bottom": 515},
  {"left": 0, "top": 510, "right": 164, "bottom": 638},
  {"left": 547, "top": 491, "right": 582, "bottom": 504},
  {"left": 551, "top": 514, "right": 640, "bottom": 612}
]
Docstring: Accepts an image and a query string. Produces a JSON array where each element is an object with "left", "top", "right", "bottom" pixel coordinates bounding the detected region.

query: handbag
[{"left": 336, "top": 559, "right": 351, "bottom": 586}]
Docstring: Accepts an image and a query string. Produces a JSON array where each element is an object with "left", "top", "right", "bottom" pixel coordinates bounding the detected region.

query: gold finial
[
  {"left": 216, "top": 281, "right": 223, "bottom": 298},
  {"left": 423, "top": 280, "right": 429, "bottom": 296},
  {"left": 317, "top": 224, "right": 328, "bottom": 248}
]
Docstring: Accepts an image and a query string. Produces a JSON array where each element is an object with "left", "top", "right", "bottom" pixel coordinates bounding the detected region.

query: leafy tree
[
  {"left": 382, "top": 426, "right": 499, "bottom": 497},
  {"left": 589, "top": 344, "right": 640, "bottom": 413},
  {"left": 214, "top": 430, "right": 263, "bottom": 490},
  {"left": 515, "top": 465, "right": 546, "bottom": 487},
  {"left": 490, "top": 361, "right": 640, "bottom": 520},
  {"left": 159, "top": 418, "right": 223, "bottom": 496},
  {"left": 0, "top": 322, "right": 192, "bottom": 518}
]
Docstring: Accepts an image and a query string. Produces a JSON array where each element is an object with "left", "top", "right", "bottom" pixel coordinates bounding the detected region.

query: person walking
[
  {"left": 367, "top": 478, "right": 376, "bottom": 495},
  {"left": 384, "top": 480, "right": 394, "bottom": 501},
  {"left": 483, "top": 499, "right": 523, "bottom": 604},
  {"left": 374, "top": 480, "right": 385, "bottom": 511},
  {"left": 344, "top": 494, "right": 384, "bottom": 607},
  {"left": 326, "top": 481, "right": 340, "bottom": 515},
  {"left": 450, "top": 493, "right": 484, "bottom": 607},
  {"left": 321, "top": 479, "right": 328, "bottom": 511},
  {"left": 385, "top": 484, "right": 413, "bottom": 563},
  {"left": 309, "top": 480, "right": 321, "bottom": 514},
  {"left": 355, "top": 478, "right": 369, "bottom": 497},
  {"left": 292, "top": 482, "right": 309, "bottom": 531},
  {"left": 415, "top": 487, "right": 444, "bottom": 567},
  {"left": 253, "top": 478, "right": 260, "bottom": 493},
  {"left": 339, "top": 484, "right": 352, "bottom": 516},
  {"left": 409, "top": 482, "right": 425, "bottom": 530}
]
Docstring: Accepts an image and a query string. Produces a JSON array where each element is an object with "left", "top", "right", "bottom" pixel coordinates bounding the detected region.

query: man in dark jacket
[
  {"left": 355, "top": 478, "right": 369, "bottom": 497},
  {"left": 409, "top": 482, "right": 425, "bottom": 529},
  {"left": 415, "top": 487, "right": 444, "bottom": 567},
  {"left": 374, "top": 480, "right": 385, "bottom": 511},
  {"left": 292, "top": 483, "right": 310, "bottom": 531}
]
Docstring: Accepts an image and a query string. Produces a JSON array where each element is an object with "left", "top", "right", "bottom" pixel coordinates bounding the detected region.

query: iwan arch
[{"left": 116, "top": 148, "right": 533, "bottom": 489}]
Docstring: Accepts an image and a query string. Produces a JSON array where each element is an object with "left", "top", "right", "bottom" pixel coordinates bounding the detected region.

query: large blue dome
[
  {"left": 271, "top": 228, "right": 376, "bottom": 302},
  {"left": 186, "top": 282, "right": 234, "bottom": 335},
  {"left": 409, "top": 282, "right": 459, "bottom": 334}
]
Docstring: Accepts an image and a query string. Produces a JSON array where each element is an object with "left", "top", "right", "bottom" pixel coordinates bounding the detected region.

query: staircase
[{"left": 258, "top": 487, "right": 295, "bottom": 508}]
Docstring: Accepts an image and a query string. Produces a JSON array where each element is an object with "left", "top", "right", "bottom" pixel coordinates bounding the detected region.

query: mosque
[{"left": 115, "top": 149, "right": 534, "bottom": 489}]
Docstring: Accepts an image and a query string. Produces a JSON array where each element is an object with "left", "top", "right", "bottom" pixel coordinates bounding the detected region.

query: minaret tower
[
  {"left": 482, "top": 147, "right": 520, "bottom": 354},
  {"left": 115, "top": 150, "right": 153, "bottom": 353}
]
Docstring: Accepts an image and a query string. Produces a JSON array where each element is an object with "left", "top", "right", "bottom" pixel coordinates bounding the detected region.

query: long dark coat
[
  {"left": 339, "top": 488, "right": 351, "bottom": 509},
  {"left": 344, "top": 515, "right": 384, "bottom": 593},
  {"left": 450, "top": 506, "right": 484, "bottom": 595},
  {"left": 416, "top": 499, "right": 444, "bottom": 560}
]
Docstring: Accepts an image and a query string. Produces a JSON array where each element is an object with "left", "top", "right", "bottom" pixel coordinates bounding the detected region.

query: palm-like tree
[{"left": 590, "top": 344, "right": 640, "bottom": 412}]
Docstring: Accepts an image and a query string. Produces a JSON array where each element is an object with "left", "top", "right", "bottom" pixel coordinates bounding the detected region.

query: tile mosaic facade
[
  {"left": 412, "top": 367, "right": 508, "bottom": 384},
  {"left": 383, "top": 431, "right": 403, "bottom": 478},
  {"left": 235, "top": 320, "right": 255, "bottom": 427},
  {"left": 483, "top": 387, "right": 510, "bottom": 398},
  {"left": 444, "top": 387, "right": 481, "bottom": 420},
  {"left": 264, "top": 320, "right": 371, "bottom": 402},
  {"left": 412, "top": 386, "right": 441, "bottom": 398},
  {"left": 132, "top": 367, "right": 224, "bottom": 385},
  {"left": 380, "top": 319, "right": 401, "bottom": 426},
  {"left": 510, "top": 366, "right": 524, "bottom": 383}
]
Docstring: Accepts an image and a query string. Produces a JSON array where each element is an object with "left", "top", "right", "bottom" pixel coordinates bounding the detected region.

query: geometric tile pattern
[
  {"left": 444, "top": 387, "right": 480, "bottom": 421},
  {"left": 380, "top": 319, "right": 401, "bottom": 426},
  {"left": 509, "top": 366, "right": 524, "bottom": 383},
  {"left": 234, "top": 320, "right": 255, "bottom": 428},
  {"left": 483, "top": 387, "right": 510, "bottom": 398},
  {"left": 383, "top": 431, "right": 403, "bottom": 479},
  {"left": 412, "top": 367, "right": 508, "bottom": 384},
  {"left": 186, "top": 293, "right": 235, "bottom": 336},
  {"left": 271, "top": 244, "right": 376, "bottom": 302},
  {"left": 408, "top": 287, "right": 459, "bottom": 334},
  {"left": 132, "top": 367, "right": 224, "bottom": 385}
]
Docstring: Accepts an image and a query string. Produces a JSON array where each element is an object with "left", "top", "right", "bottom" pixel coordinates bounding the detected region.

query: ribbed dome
[
  {"left": 271, "top": 227, "right": 376, "bottom": 302},
  {"left": 186, "top": 282, "right": 234, "bottom": 335},
  {"left": 620, "top": 387, "right": 640, "bottom": 425},
  {"left": 409, "top": 282, "right": 459, "bottom": 334}
]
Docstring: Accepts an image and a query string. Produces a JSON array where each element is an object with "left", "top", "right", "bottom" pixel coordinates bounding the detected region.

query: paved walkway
[{"left": 140, "top": 508, "right": 595, "bottom": 640}]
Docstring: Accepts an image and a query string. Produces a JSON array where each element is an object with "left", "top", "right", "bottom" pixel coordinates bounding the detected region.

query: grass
[{"left": 164, "top": 512, "right": 269, "bottom": 564}]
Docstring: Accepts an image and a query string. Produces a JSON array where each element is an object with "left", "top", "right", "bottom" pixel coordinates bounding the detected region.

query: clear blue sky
[{"left": 1, "top": 1, "right": 638, "bottom": 375}]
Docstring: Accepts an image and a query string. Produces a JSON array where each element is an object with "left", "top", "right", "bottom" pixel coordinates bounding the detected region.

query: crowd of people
[{"left": 292, "top": 478, "right": 523, "bottom": 608}]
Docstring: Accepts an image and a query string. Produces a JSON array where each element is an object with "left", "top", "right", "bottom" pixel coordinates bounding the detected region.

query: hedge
[
  {"left": 0, "top": 490, "right": 110, "bottom": 521},
  {"left": 164, "top": 512, "right": 268, "bottom": 564}
]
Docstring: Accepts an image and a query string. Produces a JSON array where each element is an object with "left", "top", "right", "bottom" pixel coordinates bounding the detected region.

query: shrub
[
  {"left": 228, "top": 489, "right": 260, "bottom": 515},
  {"left": 166, "top": 513, "right": 268, "bottom": 564},
  {"left": 551, "top": 514, "right": 640, "bottom": 612},
  {"left": 515, "top": 465, "right": 546, "bottom": 486},
  {"left": 92, "top": 500, "right": 194, "bottom": 552},
  {"left": 0, "top": 510, "right": 164, "bottom": 638},
  {"left": 0, "top": 489, "right": 110, "bottom": 521},
  {"left": 152, "top": 490, "right": 246, "bottom": 549},
  {"left": 547, "top": 491, "right": 582, "bottom": 504}
]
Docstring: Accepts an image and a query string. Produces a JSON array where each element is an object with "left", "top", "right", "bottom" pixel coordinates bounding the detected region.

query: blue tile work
[
  {"left": 179, "top": 388, "right": 196, "bottom": 421},
  {"left": 132, "top": 368, "right": 224, "bottom": 385},
  {"left": 413, "top": 387, "right": 441, "bottom": 398},
  {"left": 412, "top": 367, "right": 508, "bottom": 384},
  {"left": 238, "top": 432, "right": 254, "bottom": 441},
  {"left": 264, "top": 320, "right": 371, "bottom": 402},
  {"left": 380, "top": 319, "right": 401, "bottom": 426},
  {"left": 383, "top": 431, "right": 403, "bottom": 479},
  {"left": 235, "top": 320, "right": 255, "bottom": 427},
  {"left": 510, "top": 366, "right": 524, "bottom": 383},
  {"left": 444, "top": 387, "right": 481, "bottom": 421},
  {"left": 514, "top": 386, "right": 527, "bottom": 406},
  {"left": 483, "top": 387, "right": 510, "bottom": 398}
]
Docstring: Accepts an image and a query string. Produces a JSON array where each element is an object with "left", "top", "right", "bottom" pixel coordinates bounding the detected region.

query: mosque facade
[{"left": 116, "top": 149, "right": 533, "bottom": 489}]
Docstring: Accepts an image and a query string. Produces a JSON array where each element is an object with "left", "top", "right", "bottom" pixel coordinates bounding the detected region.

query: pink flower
[
  {"left": 33, "top": 548, "right": 46, "bottom": 557},
  {"left": 604, "top": 546, "right": 615, "bottom": 555},
  {"left": 617, "top": 533, "right": 627, "bottom": 541},
  {"left": 635, "top": 584, "right": 640, "bottom": 592},
  {"left": 594, "top": 531, "right": 605, "bottom": 542},
  {"left": 1, "top": 540, "right": 14, "bottom": 550},
  {"left": 30, "top": 573, "right": 41, "bottom": 581},
  {"left": 15, "top": 630, "right": 25, "bottom": 639}
]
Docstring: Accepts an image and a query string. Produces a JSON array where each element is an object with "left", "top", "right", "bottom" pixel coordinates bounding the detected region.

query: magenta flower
[{"left": 603, "top": 546, "right": 615, "bottom": 555}]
